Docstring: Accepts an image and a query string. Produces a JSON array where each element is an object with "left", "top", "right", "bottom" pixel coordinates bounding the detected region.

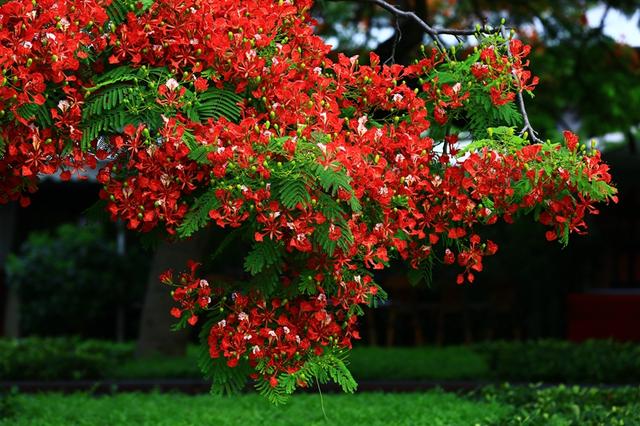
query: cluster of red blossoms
[
  {"left": 162, "top": 261, "right": 375, "bottom": 387},
  {"left": 1, "top": 0, "right": 616, "bottom": 393},
  {"left": 0, "top": 0, "right": 112, "bottom": 204}
]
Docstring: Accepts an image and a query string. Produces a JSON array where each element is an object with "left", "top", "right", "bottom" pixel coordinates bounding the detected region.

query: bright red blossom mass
[{"left": 0, "top": 0, "right": 616, "bottom": 395}]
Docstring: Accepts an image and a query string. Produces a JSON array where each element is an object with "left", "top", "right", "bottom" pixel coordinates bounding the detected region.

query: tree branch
[
  {"left": 366, "top": 0, "right": 542, "bottom": 143},
  {"left": 500, "top": 28, "right": 543, "bottom": 143},
  {"left": 329, "top": 0, "right": 544, "bottom": 143},
  {"left": 372, "top": 0, "right": 428, "bottom": 65}
]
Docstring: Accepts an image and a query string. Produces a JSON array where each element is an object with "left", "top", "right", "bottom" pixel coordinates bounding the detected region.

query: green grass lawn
[
  {"left": 348, "top": 346, "right": 487, "bottom": 381},
  {"left": 2, "top": 386, "right": 639, "bottom": 426},
  {"left": 0, "top": 391, "right": 508, "bottom": 426}
]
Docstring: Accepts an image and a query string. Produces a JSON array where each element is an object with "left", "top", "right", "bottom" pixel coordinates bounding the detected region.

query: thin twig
[
  {"left": 598, "top": 5, "right": 611, "bottom": 32},
  {"left": 501, "top": 27, "right": 543, "bottom": 143},
  {"left": 364, "top": 0, "right": 502, "bottom": 37},
  {"left": 385, "top": 14, "right": 402, "bottom": 64},
  {"left": 316, "top": 376, "right": 329, "bottom": 422}
]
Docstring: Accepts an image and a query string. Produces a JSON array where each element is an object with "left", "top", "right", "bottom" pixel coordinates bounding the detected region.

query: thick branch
[
  {"left": 365, "top": 0, "right": 500, "bottom": 37},
  {"left": 372, "top": 0, "right": 429, "bottom": 64}
]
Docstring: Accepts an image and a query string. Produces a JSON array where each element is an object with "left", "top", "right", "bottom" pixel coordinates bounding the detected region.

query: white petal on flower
[
  {"left": 357, "top": 115, "right": 368, "bottom": 136},
  {"left": 57, "top": 100, "right": 70, "bottom": 112},
  {"left": 165, "top": 78, "right": 179, "bottom": 91}
]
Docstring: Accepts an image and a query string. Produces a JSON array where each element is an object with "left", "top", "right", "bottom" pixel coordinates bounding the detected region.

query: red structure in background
[
  {"left": 566, "top": 151, "right": 640, "bottom": 343},
  {"left": 568, "top": 291, "right": 640, "bottom": 342}
]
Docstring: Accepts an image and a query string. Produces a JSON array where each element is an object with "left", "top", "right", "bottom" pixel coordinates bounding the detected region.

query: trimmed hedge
[
  {"left": 2, "top": 338, "right": 640, "bottom": 384},
  {"left": 0, "top": 338, "right": 132, "bottom": 380},
  {"left": 6, "top": 223, "right": 147, "bottom": 339},
  {"left": 478, "top": 384, "right": 640, "bottom": 425},
  {"left": 107, "top": 339, "right": 640, "bottom": 384},
  {"left": 476, "top": 340, "right": 640, "bottom": 383}
]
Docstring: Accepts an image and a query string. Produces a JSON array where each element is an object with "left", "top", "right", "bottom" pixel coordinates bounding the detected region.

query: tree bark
[
  {"left": 135, "top": 230, "right": 212, "bottom": 357},
  {"left": 0, "top": 202, "right": 18, "bottom": 337}
]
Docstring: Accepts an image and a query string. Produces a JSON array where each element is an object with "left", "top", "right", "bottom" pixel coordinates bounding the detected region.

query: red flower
[{"left": 563, "top": 130, "right": 579, "bottom": 152}]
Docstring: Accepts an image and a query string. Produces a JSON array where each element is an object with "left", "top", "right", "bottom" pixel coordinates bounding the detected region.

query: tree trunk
[
  {"left": 1, "top": 202, "right": 18, "bottom": 337},
  {"left": 135, "top": 230, "right": 212, "bottom": 357}
]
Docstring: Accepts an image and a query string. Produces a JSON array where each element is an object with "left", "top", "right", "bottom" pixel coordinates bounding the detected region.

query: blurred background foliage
[{"left": 6, "top": 223, "right": 148, "bottom": 340}]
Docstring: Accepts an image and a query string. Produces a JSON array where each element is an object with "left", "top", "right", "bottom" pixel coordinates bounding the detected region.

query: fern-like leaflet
[
  {"left": 243, "top": 239, "right": 284, "bottom": 276},
  {"left": 176, "top": 189, "right": 221, "bottom": 238}
]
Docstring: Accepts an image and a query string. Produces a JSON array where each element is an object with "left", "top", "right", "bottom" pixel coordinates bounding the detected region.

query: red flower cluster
[
  {"left": 1, "top": 0, "right": 616, "bottom": 396},
  {"left": 164, "top": 263, "right": 375, "bottom": 386},
  {"left": 470, "top": 40, "right": 540, "bottom": 106},
  {"left": 161, "top": 261, "right": 214, "bottom": 326},
  {"left": 97, "top": 121, "right": 209, "bottom": 232},
  {"left": 0, "top": 0, "right": 111, "bottom": 203}
]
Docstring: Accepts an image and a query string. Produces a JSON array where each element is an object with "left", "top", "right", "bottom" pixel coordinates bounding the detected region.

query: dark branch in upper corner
[{"left": 363, "top": 0, "right": 501, "bottom": 51}]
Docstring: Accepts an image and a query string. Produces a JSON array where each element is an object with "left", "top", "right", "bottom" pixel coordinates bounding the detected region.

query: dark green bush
[
  {"left": 6, "top": 223, "right": 148, "bottom": 339},
  {"left": 0, "top": 388, "right": 18, "bottom": 421},
  {"left": 0, "top": 337, "right": 132, "bottom": 380},
  {"left": 475, "top": 339, "right": 640, "bottom": 383},
  {"left": 477, "top": 384, "right": 640, "bottom": 425},
  {"left": 3, "top": 338, "right": 640, "bottom": 383}
]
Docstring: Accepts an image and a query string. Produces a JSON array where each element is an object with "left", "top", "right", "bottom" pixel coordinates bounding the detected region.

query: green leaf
[
  {"left": 105, "top": 0, "right": 154, "bottom": 26},
  {"left": 194, "top": 88, "right": 242, "bottom": 123},
  {"left": 243, "top": 239, "right": 283, "bottom": 276},
  {"left": 16, "top": 103, "right": 52, "bottom": 127},
  {"left": 210, "top": 228, "right": 242, "bottom": 262},
  {"left": 275, "top": 177, "right": 311, "bottom": 210},
  {"left": 407, "top": 257, "right": 434, "bottom": 288},
  {"left": 187, "top": 145, "right": 214, "bottom": 165},
  {"left": 176, "top": 189, "right": 221, "bottom": 238},
  {"left": 312, "top": 163, "right": 353, "bottom": 196},
  {"left": 255, "top": 348, "right": 357, "bottom": 404}
]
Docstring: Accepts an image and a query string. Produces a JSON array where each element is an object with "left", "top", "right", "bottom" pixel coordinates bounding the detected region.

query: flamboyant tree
[{"left": 0, "top": 0, "right": 616, "bottom": 402}]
